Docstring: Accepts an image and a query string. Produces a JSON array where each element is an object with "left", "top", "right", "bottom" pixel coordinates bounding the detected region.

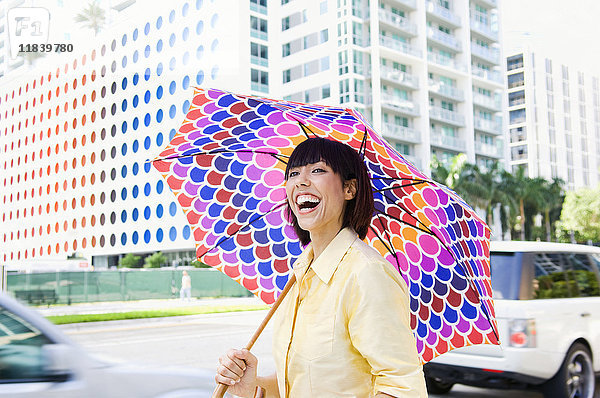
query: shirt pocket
[{"left": 292, "top": 312, "right": 335, "bottom": 361}]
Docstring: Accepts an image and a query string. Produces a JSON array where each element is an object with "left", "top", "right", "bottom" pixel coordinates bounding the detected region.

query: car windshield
[{"left": 490, "top": 252, "right": 522, "bottom": 300}]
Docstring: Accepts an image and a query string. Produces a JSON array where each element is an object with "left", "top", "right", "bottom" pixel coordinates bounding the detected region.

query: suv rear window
[
  {"left": 533, "top": 252, "right": 600, "bottom": 299},
  {"left": 490, "top": 252, "right": 522, "bottom": 300}
]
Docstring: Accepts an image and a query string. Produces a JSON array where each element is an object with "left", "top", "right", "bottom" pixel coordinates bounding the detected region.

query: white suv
[{"left": 425, "top": 241, "right": 600, "bottom": 398}]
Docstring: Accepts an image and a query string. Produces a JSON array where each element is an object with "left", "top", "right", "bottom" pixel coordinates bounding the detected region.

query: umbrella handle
[{"left": 211, "top": 274, "right": 297, "bottom": 398}]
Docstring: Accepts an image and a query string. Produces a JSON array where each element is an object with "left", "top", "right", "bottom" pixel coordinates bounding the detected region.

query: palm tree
[
  {"left": 501, "top": 167, "right": 545, "bottom": 240},
  {"left": 454, "top": 162, "right": 516, "bottom": 231},
  {"left": 539, "top": 178, "right": 565, "bottom": 241},
  {"left": 74, "top": 1, "right": 106, "bottom": 36}
]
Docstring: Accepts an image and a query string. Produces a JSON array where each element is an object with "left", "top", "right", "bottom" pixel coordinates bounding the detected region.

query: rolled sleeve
[{"left": 345, "top": 258, "right": 427, "bottom": 397}]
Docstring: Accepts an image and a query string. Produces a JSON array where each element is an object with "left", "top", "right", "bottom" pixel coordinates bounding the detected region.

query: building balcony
[
  {"left": 430, "top": 131, "right": 467, "bottom": 151},
  {"left": 379, "top": 67, "right": 419, "bottom": 89},
  {"left": 250, "top": 55, "right": 268, "bottom": 67},
  {"left": 426, "top": 1, "right": 461, "bottom": 28},
  {"left": 471, "top": 66, "right": 503, "bottom": 84},
  {"left": 353, "top": 34, "right": 370, "bottom": 47},
  {"left": 471, "top": 43, "right": 500, "bottom": 65},
  {"left": 508, "top": 80, "right": 525, "bottom": 89},
  {"left": 381, "top": 94, "right": 420, "bottom": 116},
  {"left": 470, "top": 19, "right": 499, "bottom": 42},
  {"left": 382, "top": 123, "right": 421, "bottom": 144},
  {"left": 507, "top": 61, "right": 524, "bottom": 71},
  {"left": 508, "top": 97, "right": 525, "bottom": 107},
  {"left": 427, "top": 52, "right": 466, "bottom": 72},
  {"left": 391, "top": 0, "right": 417, "bottom": 11},
  {"left": 475, "top": 141, "right": 503, "bottom": 158},
  {"left": 429, "top": 80, "right": 465, "bottom": 101},
  {"left": 250, "top": 29, "right": 267, "bottom": 41},
  {"left": 251, "top": 82, "right": 269, "bottom": 93},
  {"left": 429, "top": 106, "right": 465, "bottom": 126},
  {"left": 379, "top": 36, "right": 422, "bottom": 58},
  {"left": 473, "top": 0, "right": 498, "bottom": 8},
  {"left": 427, "top": 28, "right": 462, "bottom": 52},
  {"left": 473, "top": 116, "right": 502, "bottom": 134},
  {"left": 352, "top": 6, "right": 369, "bottom": 19},
  {"left": 250, "top": 2, "right": 267, "bottom": 15},
  {"left": 378, "top": 9, "right": 417, "bottom": 36},
  {"left": 472, "top": 93, "right": 501, "bottom": 111}
]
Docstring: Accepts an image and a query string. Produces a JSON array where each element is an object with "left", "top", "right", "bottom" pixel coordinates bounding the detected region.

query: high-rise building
[
  {"left": 506, "top": 50, "right": 600, "bottom": 190},
  {"left": 269, "top": 0, "right": 506, "bottom": 170},
  {"left": 0, "top": 0, "right": 507, "bottom": 268}
]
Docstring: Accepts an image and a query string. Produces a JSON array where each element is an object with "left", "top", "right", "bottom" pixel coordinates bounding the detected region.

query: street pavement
[{"left": 40, "top": 298, "right": 546, "bottom": 398}]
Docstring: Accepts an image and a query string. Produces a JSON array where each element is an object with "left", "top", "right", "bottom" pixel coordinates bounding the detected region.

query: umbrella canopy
[{"left": 152, "top": 88, "right": 499, "bottom": 363}]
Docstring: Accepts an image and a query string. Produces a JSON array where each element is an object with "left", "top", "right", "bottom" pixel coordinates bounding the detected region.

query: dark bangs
[{"left": 285, "top": 138, "right": 374, "bottom": 245}]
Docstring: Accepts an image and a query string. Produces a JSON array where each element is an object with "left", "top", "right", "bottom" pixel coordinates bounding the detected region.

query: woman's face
[{"left": 286, "top": 161, "right": 355, "bottom": 238}]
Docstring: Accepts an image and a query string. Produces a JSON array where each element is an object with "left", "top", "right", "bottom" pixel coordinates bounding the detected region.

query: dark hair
[{"left": 285, "top": 138, "right": 374, "bottom": 245}]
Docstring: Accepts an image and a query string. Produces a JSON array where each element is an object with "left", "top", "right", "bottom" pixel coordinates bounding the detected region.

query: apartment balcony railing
[
  {"left": 427, "top": 52, "right": 466, "bottom": 72},
  {"left": 250, "top": 2, "right": 267, "bottom": 15},
  {"left": 512, "top": 152, "right": 528, "bottom": 161},
  {"left": 473, "top": 0, "right": 498, "bottom": 8},
  {"left": 382, "top": 123, "right": 421, "bottom": 144},
  {"left": 381, "top": 94, "right": 420, "bottom": 115},
  {"left": 508, "top": 80, "right": 525, "bottom": 89},
  {"left": 251, "top": 55, "right": 268, "bottom": 67},
  {"left": 429, "top": 80, "right": 465, "bottom": 101},
  {"left": 508, "top": 97, "right": 525, "bottom": 107},
  {"left": 426, "top": 1, "right": 461, "bottom": 27},
  {"left": 353, "top": 34, "right": 370, "bottom": 47},
  {"left": 471, "top": 66, "right": 503, "bottom": 84},
  {"left": 429, "top": 106, "right": 465, "bottom": 126},
  {"left": 380, "top": 67, "right": 419, "bottom": 89},
  {"left": 251, "top": 82, "right": 269, "bottom": 93},
  {"left": 430, "top": 131, "right": 467, "bottom": 151},
  {"left": 472, "top": 93, "right": 501, "bottom": 110},
  {"left": 509, "top": 116, "right": 526, "bottom": 124},
  {"left": 427, "top": 28, "right": 462, "bottom": 52},
  {"left": 475, "top": 142, "right": 503, "bottom": 158},
  {"left": 507, "top": 61, "right": 524, "bottom": 71},
  {"left": 378, "top": 9, "right": 418, "bottom": 36},
  {"left": 470, "top": 19, "right": 499, "bottom": 42},
  {"left": 471, "top": 43, "right": 500, "bottom": 65},
  {"left": 391, "top": 0, "right": 417, "bottom": 10},
  {"left": 250, "top": 29, "right": 267, "bottom": 41},
  {"left": 473, "top": 116, "right": 502, "bottom": 134},
  {"left": 379, "top": 36, "right": 422, "bottom": 58},
  {"left": 352, "top": 6, "right": 369, "bottom": 19}
]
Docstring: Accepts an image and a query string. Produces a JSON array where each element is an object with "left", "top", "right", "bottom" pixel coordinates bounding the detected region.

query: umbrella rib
[
  {"left": 359, "top": 126, "right": 367, "bottom": 159},
  {"left": 370, "top": 176, "right": 431, "bottom": 184},
  {"left": 370, "top": 213, "right": 400, "bottom": 269},
  {"left": 196, "top": 202, "right": 288, "bottom": 260},
  {"left": 374, "top": 181, "right": 430, "bottom": 193},
  {"left": 151, "top": 149, "right": 290, "bottom": 164}
]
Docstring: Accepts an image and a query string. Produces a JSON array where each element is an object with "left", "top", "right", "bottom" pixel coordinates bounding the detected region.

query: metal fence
[{"left": 7, "top": 269, "right": 252, "bottom": 305}]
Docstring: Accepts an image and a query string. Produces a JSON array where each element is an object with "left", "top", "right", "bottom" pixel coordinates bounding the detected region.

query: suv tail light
[{"left": 508, "top": 319, "right": 536, "bottom": 348}]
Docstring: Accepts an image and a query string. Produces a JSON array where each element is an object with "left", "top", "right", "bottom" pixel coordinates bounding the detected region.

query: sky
[{"left": 501, "top": 0, "right": 600, "bottom": 75}]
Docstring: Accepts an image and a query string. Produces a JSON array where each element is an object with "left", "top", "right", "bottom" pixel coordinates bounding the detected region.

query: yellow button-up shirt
[{"left": 272, "top": 228, "right": 427, "bottom": 397}]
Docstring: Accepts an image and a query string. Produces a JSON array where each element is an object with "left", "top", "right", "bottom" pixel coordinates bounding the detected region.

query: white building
[
  {"left": 265, "top": 0, "right": 507, "bottom": 171},
  {"left": 506, "top": 50, "right": 600, "bottom": 190}
]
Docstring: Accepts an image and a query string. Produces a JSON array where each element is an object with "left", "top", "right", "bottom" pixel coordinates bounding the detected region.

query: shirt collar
[{"left": 292, "top": 228, "right": 358, "bottom": 285}]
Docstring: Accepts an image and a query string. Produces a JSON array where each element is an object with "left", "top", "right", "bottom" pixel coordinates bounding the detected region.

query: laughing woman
[{"left": 216, "top": 138, "right": 427, "bottom": 397}]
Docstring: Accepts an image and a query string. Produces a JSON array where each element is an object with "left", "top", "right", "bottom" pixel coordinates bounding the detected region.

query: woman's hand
[{"left": 215, "top": 348, "right": 258, "bottom": 397}]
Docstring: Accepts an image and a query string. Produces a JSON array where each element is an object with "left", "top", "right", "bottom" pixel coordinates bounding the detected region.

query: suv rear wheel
[
  {"left": 425, "top": 376, "right": 454, "bottom": 394},
  {"left": 543, "top": 343, "right": 595, "bottom": 398}
]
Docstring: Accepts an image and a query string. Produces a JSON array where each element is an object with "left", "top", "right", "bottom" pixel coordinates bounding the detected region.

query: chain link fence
[{"left": 7, "top": 268, "right": 252, "bottom": 305}]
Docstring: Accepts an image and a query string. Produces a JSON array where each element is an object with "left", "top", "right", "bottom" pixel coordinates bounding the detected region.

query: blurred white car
[
  {"left": 425, "top": 241, "right": 600, "bottom": 398},
  {"left": 0, "top": 293, "right": 215, "bottom": 397}
]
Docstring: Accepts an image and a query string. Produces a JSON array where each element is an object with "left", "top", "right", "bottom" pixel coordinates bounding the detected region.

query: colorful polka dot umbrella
[{"left": 152, "top": 87, "right": 499, "bottom": 363}]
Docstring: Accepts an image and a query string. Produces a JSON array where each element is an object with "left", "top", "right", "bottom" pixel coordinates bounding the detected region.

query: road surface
[{"left": 62, "top": 310, "right": 544, "bottom": 397}]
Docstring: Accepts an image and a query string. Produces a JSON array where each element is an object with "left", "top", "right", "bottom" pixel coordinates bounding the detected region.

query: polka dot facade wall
[{"left": 0, "top": 1, "right": 224, "bottom": 263}]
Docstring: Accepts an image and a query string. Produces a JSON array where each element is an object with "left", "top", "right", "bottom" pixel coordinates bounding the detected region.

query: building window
[
  {"left": 251, "top": 69, "right": 268, "bottom": 93},
  {"left": 282, "top": 16, "right": 290, "bottom": 31},
  {"left": 320, "top": 0, "right": 327, "bottom": 14},
  {"left": 283, "top": 69, "right": 291, "bottom": 83},
  {"left": 250, "top": 16, "right": 268, "bottom": 40},
  {"left": 282, "top": 43, "right": 290, "bottom": 57},
  {"left": 251, "top": 42, "right": 268, "bottom": 66}
]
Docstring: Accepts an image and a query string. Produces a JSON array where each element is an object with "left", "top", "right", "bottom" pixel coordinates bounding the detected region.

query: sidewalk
[{"left": 35, "top": 296, "right": 266, "bottom": 317}]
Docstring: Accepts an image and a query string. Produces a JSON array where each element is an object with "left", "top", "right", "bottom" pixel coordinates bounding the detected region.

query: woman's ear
[{"left": 344, "top": 179, "right": 357, "bottom": 200}]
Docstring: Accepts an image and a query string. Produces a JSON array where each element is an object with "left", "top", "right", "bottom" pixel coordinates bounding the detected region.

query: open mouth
[{"left": 296, "top": 194, "right": 320, "bottom": 213}]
